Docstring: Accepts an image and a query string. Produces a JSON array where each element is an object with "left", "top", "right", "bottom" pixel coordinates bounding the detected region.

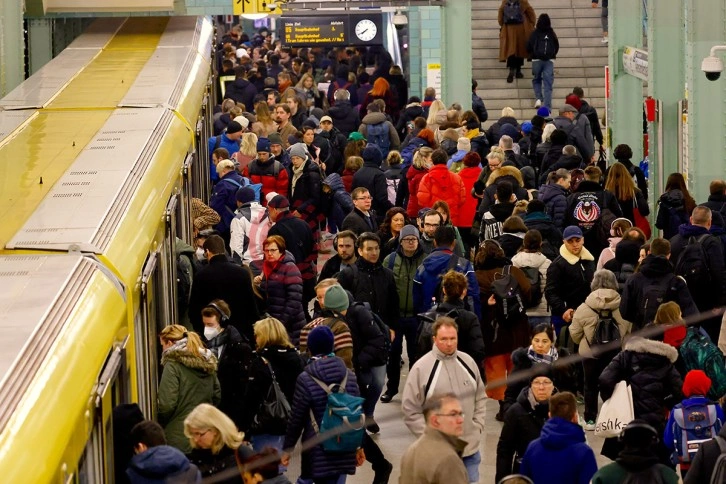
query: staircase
[{"left": 472, "top": 0, "right": 608, "bottom": 124}]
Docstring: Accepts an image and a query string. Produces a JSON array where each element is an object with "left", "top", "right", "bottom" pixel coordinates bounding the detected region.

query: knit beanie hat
[
  {"left": 235, "top": 187, "right": 256, "bottom": 204},
  {"left": 307, "top": 325, "right": 335, "bottom": 356},
  {"left": 399, "top": 224, "right": 420, "bottom": 240},
  {"left": 362, "top": 144, "right": 383, "bottom": 166},
  {"left": 227, "top": 120, "right": 244, "bottom": 135},
  {"left": 288, "top": 143, "right": 308, "bottom": 160},
  {"left": 256, "top": 138, "right": 271, "bottom": 153},
  {"left": 324, "top": 285, "right": 349, "bottom": 312},
  {"left": 268, "top": 132, "right": 283, "bottom": 146},
  {"left": 457, "top": 137, "right": 471, "bottom": 152},
  {"left": 682, "top": 370, "right": 712, "bottom": 397}
]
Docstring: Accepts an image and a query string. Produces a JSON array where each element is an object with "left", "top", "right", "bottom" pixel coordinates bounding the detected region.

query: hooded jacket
[
  {"left": 416, "top": 165, "right": 467, "bottom": 225},
  {"left": 383, "top": 244, "right": 426, "bottom": 318},
  {"left": 358, "top": 112, "right": 401, "bottom": 151},
  {"left": 230, "top": 201, "right": 269, "bottom": 264},
  {"left": 522, "top": 211, "right": 562, "bottom": 260},
  {"left": 399, "top": 427, "right": 469, "bottom": 484},
  {"left": 511, "top": 251, "right": 552, "bottom": 316},
  {"left": 260, "top": 250, "right": 307, "bottom": 345},
  {"left": 519, "top": 417, "right": 598, "bottom": 484},
  {"left": 538, "top": 182, "right": 569, "bottom": 230},
  {"left": 655, "top": 189, "right": 689, "bottom": 239},
  {"left": 496, "top": 387, "right": 550, "bottom": 482},
  {"left": 158, "top": 345, "right": 221, "bottom": 452},
  {"left": 224, "top": 77, "right": 258, "bottom": 112},
  {"left": 599, "top": 336, "right": 683, "bottom": 429},
  {"left": 413, "top": 248, "right": 482, "bottom": 317},
  {"left": 126, "top": 445, "right": 201, "bottom": 484},
  {"left": 592, "top": 456, "right": 679, "bottom": 484},
  {"left": 545, "top": 244, "right": 596, "bottom": 319},
  {"left": 210, "top": 171, "right": 248, "bottom": 234},
  {"left": 569, "top": 288, "right": 632, "bottom": 356},
  {"left": 396, "top": 103, "right": 425, "bottom": 138},
  {"left": 405, "top": 165, "right": 429, "bottom": 219},
  {"left": 402, "top": 345, "right": 487, "bottom": 457}
]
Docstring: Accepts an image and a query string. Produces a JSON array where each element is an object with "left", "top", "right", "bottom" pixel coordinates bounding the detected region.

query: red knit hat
[
  {"left": 565, "top": 94, "right": 582, "bottom": 111},
  {"left": 682, "top": 369, "right": 712, "bottom": 397}
]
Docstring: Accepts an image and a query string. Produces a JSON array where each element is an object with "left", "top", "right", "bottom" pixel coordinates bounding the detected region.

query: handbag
[
  {"left": 595, "top": 380, "right": 634, "bottom": 438},
  {"left": 251, "top": 357, "right": 291, "bottom": 435},
  {"left": 633, "top": 197, "right": 652, "bottom": 239}
]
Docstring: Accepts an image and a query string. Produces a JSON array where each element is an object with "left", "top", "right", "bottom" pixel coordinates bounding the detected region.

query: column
[
  {"left": 0, "top": 0, "right": 25, "bottom": 96},
  {"left": 442, "top": 0, "right": 472, "bottom": 110},
  {"left": 28, "top": 19, "right": 54, "bottom": 75}
]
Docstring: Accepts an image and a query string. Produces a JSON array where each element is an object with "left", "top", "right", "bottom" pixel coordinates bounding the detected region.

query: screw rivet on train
[
  {"left": 39, "top": 177, "right": 43, "bottom": 184},
  {"left": 72, "top": 141, "right": 75, "bottom": 147}
]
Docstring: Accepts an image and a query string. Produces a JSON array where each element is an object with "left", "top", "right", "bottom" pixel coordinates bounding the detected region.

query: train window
[
  {"left": 180, "top": 153, "right": 194, "bottom": 243},
  {"left": 77, "top": 413, "right": 103, "bottom": 484},
  {"left": 138, "top": 252, "right": 160, "bottom": 419}
]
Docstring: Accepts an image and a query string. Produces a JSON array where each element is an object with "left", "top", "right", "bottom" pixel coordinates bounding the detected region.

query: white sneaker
[
  {"left": 534, "top": 99, "right": 542, "bottom": 108},
  {"left": 601, "top": 37, "right": 609, "bottom": 44},
  {"left": 584, "top": 420, "right": 596, "bottom": 431}
]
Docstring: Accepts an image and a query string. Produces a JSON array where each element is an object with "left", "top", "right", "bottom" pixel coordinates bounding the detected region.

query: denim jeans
[
  {"left": 532, "top": 60, "right": 554, "bottom": 109},
  {"left": 358, "top": 364, "right": 386, "bottom": 417},
  {"left": 385, "top": 317, "right": 419, "bottom": 395},
  {"left": 462, "top": 450, "right": 481, "bottom": 483}
]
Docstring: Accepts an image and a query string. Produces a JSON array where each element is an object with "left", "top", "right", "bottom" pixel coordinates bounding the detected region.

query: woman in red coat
[
  {"left": 416, "top": 149, "right": 466, "bottom": 225},
  {"left": 405, "top": 147, "right": 432, "bottom": 219},
  {"left": 456, "top": 152, "right": 483, "bottom": 256}
]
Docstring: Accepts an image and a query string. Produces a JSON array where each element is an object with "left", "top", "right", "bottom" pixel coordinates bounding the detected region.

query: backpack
[
  {"left": 416, "top": 306, "right": 461, "bottom": 358},
  {"left": 639, "top": 273, "right": 676, "bottom": 327},
  {"left": 491, "top": 265, "right": 525, "bottom": 332},
  {"left": 680, "top": 327, "right": 726, "bottom": 400},
  {"left": 672, "top": 400, "right": 722, "bottom": 464},
  {"left": 309, "top": 372, "right": 366, "bottom": 453},
  {"left": 614, "top": 262, "right": 635, "bottom": 294},
  {"left": 480, "top": 212, "right": 504, "bottom": 241},
  {"left": 519, "top": 266, "right": 542, "bottom": 308},
  {"left": 351, "top": 301, "right": 392, "bottom": 359},
  {"left": 502, "top": 0, "right": 524, "bottom": 24},
  {"left": 532, "top": 33, "right": 554, "bottom": 60},
  {"left": 675, "top": 234, "right": 713, "bottom": 298},
  {"left": 664, "top": 204, "right": 689, "bottom": 238},
  {"left": 586, "top": 307, "right": 622, "bottom": 359},
  {"left": 366, "top": 122, "right": 391, "bottom": 156},
  {"left": 385, "top": 177, "right": 399, "bottom": 205},
  {"left": 711, "top": 436, "right": 726, "bottom": 484}
]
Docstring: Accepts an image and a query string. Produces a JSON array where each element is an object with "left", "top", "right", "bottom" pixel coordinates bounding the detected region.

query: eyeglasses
[
  {"left": 190, "top": 429, "right": 211, "bottom": 439},
  {"left": 531, "top": 380, "right": 554, "bottom": 388},
  {"left": 355, "top": 196, "right": 372, "bottom": 201},
  {"left": 436, "top": 412, "right": 465, "bottom": 419},
  {"left": 402, "top": 237, "right": 418, "bottom": 243},
  {"left": 424, "top": 223, "right": 440, "bottom": 228},
  {"left": 264, "top": 248, "right": 280, "bottom": 253}
]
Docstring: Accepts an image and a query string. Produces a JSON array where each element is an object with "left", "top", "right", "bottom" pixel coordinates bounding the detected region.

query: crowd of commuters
[{"left": 110, "top": 17, "right": 726, "bottom": 484}]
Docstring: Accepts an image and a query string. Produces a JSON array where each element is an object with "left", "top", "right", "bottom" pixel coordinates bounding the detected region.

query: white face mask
[
  {"left": 204, "top": 326, "right": 220, "bottom": 340},
  {"left": 195, "top": 247, "right": 205, "bottom": 261}
]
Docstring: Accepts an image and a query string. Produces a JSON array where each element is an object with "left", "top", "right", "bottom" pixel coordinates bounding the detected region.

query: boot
[
  {"left": 495, "top": 400, "right": 506, "bottom": 421},
  {"left": 506, "top": 68, "right": 514, "bottom": 83},
  {"left": 515, "top": 68, "right": 524, "bottom": 79}
]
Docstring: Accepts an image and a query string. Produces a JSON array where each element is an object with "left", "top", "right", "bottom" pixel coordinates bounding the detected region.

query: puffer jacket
[
  {"left": 545, "top": 244, "right": 596, "bottom": 319},
  {"left": 383, "top": 245, "right": 426, "bottom": 318},
  {"left": 496, "top": 387, "right": 550, "bottom": 482},
  {"left": 241, "top": 345, "right": 305, "bottom": 435},
  {"left": 599, "top": 336, "right": 683, "bottom": 430},
  {"left": 511, "top": 251, "right": 551, "bottom": 316},
  {"left": 522, "top": 212, "right": 562, "bottom": 260},
  {"left": 405, "top": 165, "right": 429, "bottom": 219},
  {"left": 655, "top": 189, "right": 689, "bottom": 240},
  {"left": 158, "top": 344, "right": 221, "bottom": 453},
  {"left": 244, "top": 158, "right": 289, "bottom": 207},
  {"left": 416, "top": 165, "right": 467, "bottom": 225},
  {"left": 479, "top": 166, "right": 531, "bottom": 213},
  {"left": 457, "top": 165, "right": 483, "bottom": 228},
  {"left": 569, "top": 288, "right": 632, "bottom": 357},
  {"left": 289, "top": 159, "right": 323, "bottom": 222},
  {"left": 336, "top": 301, "right": 388, "bottom": 370},
  {"left": 261, "top": 251, "right": 307, "bottom": 345},
  {"left": 187, "top": 445, "right": 241, "bottom": 484},
  {"left": 538, "top": 182, "right": 569, "bottom": 230},
  {"left": 283, "top": 356, "right": 360, "bottom": 479},
  {"left": 337, "top": 258, "right": 400, "bottom": 329}
]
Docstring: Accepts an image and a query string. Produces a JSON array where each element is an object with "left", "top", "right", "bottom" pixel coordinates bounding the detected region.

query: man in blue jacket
[
  {"left": 126, "top": 420, "right": 201, "bottom": 483},
  {"left": 413, "top": 225, "right": 481, "bottom": 318},
  {"left": 520, "top": 391, "right": 598, "bottom": 484}
]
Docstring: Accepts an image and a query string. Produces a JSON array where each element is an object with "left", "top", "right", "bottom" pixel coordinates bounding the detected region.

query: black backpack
[
  {"left": 351, "top": 301, "right": 391, "bottom": 360},
  {"left": 639, "top": 273, "right": 676, "bottom": 328},
  {"left": 416, "top": 306, "right": 460, "bottom": 358},
  {"left": 614, "top": 262, "right": 635, "bottom": 295},
  {"left": 502, "top": 0, "right": 524, "bottom": 24},
  {"left": 519, "top": 266, "right": 543, "bottom": 308},
  {"left": 532, "top": 33, "right": 554, "bottom": 60},
  {"left": 675, "top": 234, "right": 713, "bottom": 300},
  {"left": 586, "top": 307, "right": 621, "bottom": 359},
  {"left": 491, "top": 265, "right": 525, "bottom": 328},
  {"left": 710, "top": 436, "right": 726, "bottom": 484}
]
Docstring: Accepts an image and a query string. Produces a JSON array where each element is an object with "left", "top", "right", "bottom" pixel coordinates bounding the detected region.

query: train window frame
[
  {"left": 163, "top": 194, "right": 178, "bottom": 328},
  {"left": 181, "top": 153, "right": 194, "bottom": 244},
  {"left": 138, "top": 251, "right": 160, "bottom": 419}
]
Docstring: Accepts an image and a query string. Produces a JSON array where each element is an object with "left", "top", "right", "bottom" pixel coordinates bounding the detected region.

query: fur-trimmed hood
[
  {"left": 558, "top": 243, "right": 595, "bottom": 264},
  {"left": 623, "top": 336, "right": 679, "bottom": 363},
  {"left": 486, "top": 165, "right": 524, "bottom": 187},
  {"left": 162, "top": 347, "right": 218, "bottom": 374}
]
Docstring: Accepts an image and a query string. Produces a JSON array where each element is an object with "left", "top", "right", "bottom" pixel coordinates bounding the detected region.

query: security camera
[
  {"left": 392, "top": 11, "right": 408, "bottom": 30},
  {"left": 702, "top": 55, "right": 723, "bottom": 81}
]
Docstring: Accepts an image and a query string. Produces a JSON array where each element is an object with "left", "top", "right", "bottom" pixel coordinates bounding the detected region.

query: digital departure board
[{"left": 281, "top": 14, "right": 383, "bottom": 47}]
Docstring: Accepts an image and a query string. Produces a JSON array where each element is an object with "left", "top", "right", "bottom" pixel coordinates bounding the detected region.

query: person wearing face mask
[{"left": 201, "top": 300, "right": 253, "bottom": 432}]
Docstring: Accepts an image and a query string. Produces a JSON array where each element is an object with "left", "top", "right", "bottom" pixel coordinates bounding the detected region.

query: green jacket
[
  {"left": 591, "top": 461, "right": 679, "bottom": 484},
  {"left": 383, "top": 246, "right": 426, "bottom": 318},
  {"left": 158, "top": 347, "right": 221, "bottom": 452}
]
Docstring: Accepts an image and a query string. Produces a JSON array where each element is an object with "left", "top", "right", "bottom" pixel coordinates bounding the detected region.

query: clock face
[{"left": 355, "top": 19, "right": 378, "bottom": 42}]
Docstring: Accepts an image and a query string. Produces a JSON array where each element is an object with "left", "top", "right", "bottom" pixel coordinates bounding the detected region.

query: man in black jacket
[
  {"left": 341, "top": 188, "right": 378, "bottom": 236},
  {"left": 472, "top": 79, "right": 489, "bottom": 125},
  {"left": 701, "top": 179, "right": 726, "bottom": 219},
  {"left": 327, "top": 89, "right": 361, "bottom": 137},
  {"left": 224, "top": 66, "right": 258, "bottom": 111},
  {"left": 352, "top": 144, "right": 392, "bottom": 224},
  {"left": 188, "top": 235, "right": 260, "bottom": 341},
  {"left": 318, "top": 230, "right": 358, "bottom": 281}
]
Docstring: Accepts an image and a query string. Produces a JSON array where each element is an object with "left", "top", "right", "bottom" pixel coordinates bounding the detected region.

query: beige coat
[
  {"left": 569, "top": 288, "right": 632, "bottom": 357},
  {"left": 498, "top": 0, "right": 536, "bottom": 61},
  {"left": 399, "top": 427, "right": 469, "bottom": 484}
]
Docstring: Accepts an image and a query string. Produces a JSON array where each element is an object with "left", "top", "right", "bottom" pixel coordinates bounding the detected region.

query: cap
[
  {"left": 399, "top": 224, "right": 420, "bottom": 240},
  {"left": 233, "top": 115, "right": 250, "bottom": 129},
  {"left": 302, "top": 118, "right": 319, "bottom": 129},
  {"left": 235, "top": 186, "right": 256, "bottom": 204},
  {"left": 320, "top": 115, "right": 333, "bottom": 124},
  {"left": 561, "top": 104, "right": 579, "bottom": 114},
  {"left": 268, "top": 195, "right": 290, "bottom": 209},
  {"left": 265, "top": 191, "right": 279, "bottom": 204},
  {"left": 288, "top": 143, "right": 308, "bottom": 160},
  {"left": 323, "top": 285, "right": 349, "bottom": 312},
  {"left": 226, "top": 121, "right": 244, "bottom": 135},
  {"left": 268, "top": 132, "right": 283, "bottom": 146},
  {"left": 563, "top": 225, "right": 584, "bottom": 240},
  {"left": 348, "top": 131, "right": 366, "bottom": 142},
  {"left": 256, "top": 138, "right": 271, "bottom": 153}
]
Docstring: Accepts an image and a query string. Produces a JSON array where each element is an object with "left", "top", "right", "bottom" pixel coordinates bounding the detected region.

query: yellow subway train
[{"left": 0, "top": 16, "right": 215, "bottom": 482}]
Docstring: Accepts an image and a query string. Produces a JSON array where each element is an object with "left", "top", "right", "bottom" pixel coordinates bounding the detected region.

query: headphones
[
  {"left": 204, "top": 303, "right": 229, "bottom": 324},
  {"left": 618, "top": 421, "right": 659, "bottom": 444}
]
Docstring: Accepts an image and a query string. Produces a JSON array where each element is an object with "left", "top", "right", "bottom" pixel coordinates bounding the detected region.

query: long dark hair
[
  {"left": 379, "top": 207, "right": 409, "bottom": 235},
  {"left": 664, "top": 172, "right": 696, "bottom": 213}
]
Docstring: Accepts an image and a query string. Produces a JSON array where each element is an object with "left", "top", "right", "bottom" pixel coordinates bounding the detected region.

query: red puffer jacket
[
  {"left": 457, "top": 165, "right": 482, "bottom": 228},
  {"left": 406, "top": 165, "right": 429, "bottom": 219},
  {"left": 244, "top": 159, "right": 289, "bottom": 206},
  {"left": 416, "top": 165, "right": 466, "bottom": 225}
]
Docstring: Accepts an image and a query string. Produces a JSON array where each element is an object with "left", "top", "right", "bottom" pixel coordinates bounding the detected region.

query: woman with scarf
[
  {"left": 158, "top": 325, "right": 221, "bottom": 452},
  {"left": 252, "top": 235, "right": 307, "bottom": 345},
  {"left": 287, "top": 142, "right": 324, "bottom": 233}
]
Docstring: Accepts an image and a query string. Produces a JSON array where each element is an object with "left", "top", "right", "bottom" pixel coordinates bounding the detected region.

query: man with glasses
[
  {"left": 402, "top": 317, "right": 486, "bottom": 484},
  {"left": 399, "top": 393, "right": 469, "bottom": 484},
  {"left": 342, "top": 187, "right": 378, "bottom": 236},
  {"left": 380, "top": 224, "right": 427, "bottom": 403},
  {"left": 418, "top": 209, "right": 443, "bottom": 255}
]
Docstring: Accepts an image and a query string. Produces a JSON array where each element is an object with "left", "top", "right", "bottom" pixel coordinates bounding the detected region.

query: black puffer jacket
[
  {"left": 655, "top": 189, "right": 690, "bottom": 240},
  {"left": 187, "top": 445, "right": 242, "bottom": 484},
  {"left": 496, "top": 387, "right": 550, "bottom": 483},
  {"left": 337, "top": 258, "right": 400, "bottom": 330},
  {"left": 327, "top": 101, "right": 360, "bottom": 137},
  {"left": 538, "top": 182, "right": 569, "bottom": 231},
  {"left": 224, "top": 77, "right": 257, "bottom": 112},
  {"left": 241, "top": 345, "right": 305, "bottom": 435},
  {"left": 599, "top": 336, "right": 682, "bottom": 431},
  {"left": 334, "top": 301, "right": 388, "bottom": 370}
]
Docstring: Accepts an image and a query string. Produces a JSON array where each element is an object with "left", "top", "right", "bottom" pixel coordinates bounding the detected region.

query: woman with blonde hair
[
  {"left": 184, "top": 403, "right": 245, "bottom": 483},
  {"left": 158, "top": 325, "right": 220, "bottom": 452},
  {"left": 242, "top": 317, "right": 304, "bottom": 453},
  {"left": 251, "top": 101, "right": 277, "bottom": 138},
  {"left": 405, "top": 146, "right": 433, "bottom": 219},
  {"left": 605, "top": 161, "right": 650, "bottom": 226},
  {"left": 236, "top": 132, "right": 259, "bottom": 171},
  {"left": 296, "top": 73, "right": 321, "bottom": 109},
  {"left": 425, "top": 99, "right": 447, "bottom": 132}
]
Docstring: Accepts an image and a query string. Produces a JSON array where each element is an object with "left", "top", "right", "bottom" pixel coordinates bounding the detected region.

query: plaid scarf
[{"left": 527, "top": 345, "right": 558, "bottom": 365}]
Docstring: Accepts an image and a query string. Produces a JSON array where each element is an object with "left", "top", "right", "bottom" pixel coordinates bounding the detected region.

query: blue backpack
[
  {"left": 672, "top": 400, "right": 722, "bottom": 464},
  {"left": 366, "top": 122, "right": 391, "bottom": 157},
  {"left": 309, "top": 372, "right": 366, "bottom": 453}
]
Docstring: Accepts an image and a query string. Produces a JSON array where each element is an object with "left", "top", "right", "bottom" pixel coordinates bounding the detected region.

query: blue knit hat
[
  {"left": 307, "top": 325, "right": 335, "bottom": 356},
  {"left": 256, "top": 138, "right": 271, "bottom": 153}
]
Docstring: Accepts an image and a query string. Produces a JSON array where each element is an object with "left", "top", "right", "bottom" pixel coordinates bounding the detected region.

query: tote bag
[
  {"left": 595, "top": 380, "right": 634, "bottom": 438},
  {"left": 633, "top": 198, "right": 652, "bottom": 239}
]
